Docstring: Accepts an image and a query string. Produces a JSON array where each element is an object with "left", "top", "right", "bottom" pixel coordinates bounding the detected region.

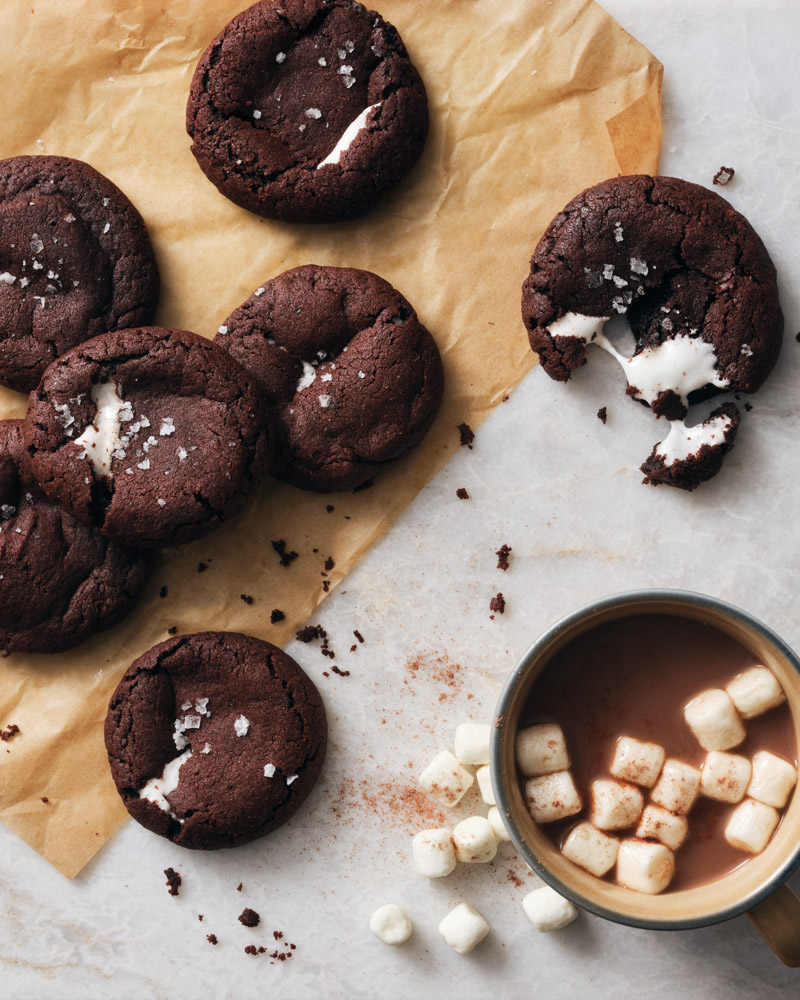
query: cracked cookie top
[
  {"left": 214, "top": 264, "right": 444, "bottom": 491},
  {"left": 0, "top": 155, "right": 159, "bottom": 392},
  {"left": 186, "top": 0, "right": 428, "bottom": 223},
  {"left": 105, "top": 631, "right": 327, "bottom": 849},
  {"left": 23, "top": 327, "right": 272, "bottom": 548}
]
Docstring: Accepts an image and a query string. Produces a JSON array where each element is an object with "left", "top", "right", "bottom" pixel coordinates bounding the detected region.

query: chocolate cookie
[
  {"left": 214, "top": 264, "right": 444, "bottom": 491},
  {"left": 0, "top": 155, "right": 159, "bottom": 392},
  {"left": 0, "top": 419, "right": 153, "bottom": 654},
  {"left": 186, "top": 0, "right": 428, "bottom": 223},
  {"left": 640, "top": 402, "right": 740, "bottom": 492},
  {"left": 104, "top": 632, "right": 327, "bottom": 850},
  {"left": 24, "top": 327, "right": 271, "bottom": 548},
  {"left": 521, "top": 175, "right": 783, "bottom": 419}
]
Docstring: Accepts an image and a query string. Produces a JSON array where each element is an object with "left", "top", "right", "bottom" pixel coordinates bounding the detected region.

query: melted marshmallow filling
[
  {"left": 654, "top": 413, "right": 735, "bottom": 466},
  {"left": 317, "top": 103, "right": 382, "bottom": 168},
  {"left": 73, "top": 379, "right": 133, "bottom": 475},
  {"left": 138, "top": 749, "right": 192, "bottom": 823}
]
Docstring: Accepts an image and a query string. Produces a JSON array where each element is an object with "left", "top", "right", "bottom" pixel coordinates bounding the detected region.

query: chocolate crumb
[
  {"left": 198, "top": 915, "right": 204, "bottom": 922},
  {"left": 0, "top": 723, "right": 20, "bottom": 742},
  {"left": 322, "top": 671, "right": 329, "bottom": 677},
  {"left": 353, "top": 629, "right": 364, "bottom": 644},
  {"left": 164, "top": 868, "right": 181, "bottom": 896},
  {"left": 197, "top": 562, "right": 208, "bottom": 573},
  {"left": 713, "top": 166, "right": 735, "bottom": 186},
  {"left": 353, "top": 478, "right": 374, "bottom": 492},
  {"left": 41, "top": 797, "right": 49, "bottom": 803},
  {"left": 296, "top": 624, "right": 326, "bottom": 643},
  {"left": 458, "top": 422, "right": 475, "bottom": 449},
  {"left": 350, "top": 644, "right": 357, "bottom": 652},
  {"left": 159, "top": 585, "right": 168, "bottom": 599},
  {"left": 490, "top": 593, "right": 506, "bottom": 615},
  {"left": 273, "top": 931, "right": 284, "bottom": 940},
  {"left": 271, "top": 539, "right": 299, "bottom": 567},
  {"left": 496, "top": 544, "right": 512, "bottom": 571},
  {"left": 456, "top": 488, "right": 470, "bottom": 500},
  {"left": 207, "top": 934, "right": 218, "bottom": 945},
  {"left": 237, "top": 882, "right": 243, "bottom": 892},
  {"left": 324, "top": 556, "right": 335, "bottom": 571},
  {"left": 331, "top": 665, "right": 350, "bottom": 677},
  {"left": 240, "top": 594, "right": 254, "bottom": 605},
  {"left": 322, "top": 580, "right": 330, "bottom": 592},
  {"left": 325, "top": 504, "right": 335, "bottom": 513},
  {"left": 239, "top": 907, "right": 260, "bottom": 928},
  {"left": 270, "top": 609, "right": 285, "bottom": 624},
  {"left": 795, "top": 332, "right": 800, "bottom": 343},
  {"left": 597, "top": 406, "right": 607, "bottom": 424},
  {"left": 244, "top": 945, "right": 258, "bottom": 956},
  {"left": 167, "top": 626, "right": 178, "bottom": 635},
  {"left": 744, "top": 402, "right": 753, "bottom": 412}
]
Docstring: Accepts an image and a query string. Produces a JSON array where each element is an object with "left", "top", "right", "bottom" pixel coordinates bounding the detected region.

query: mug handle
[{"left": 747, "top": 883, "right": 800, "bottom": 967}]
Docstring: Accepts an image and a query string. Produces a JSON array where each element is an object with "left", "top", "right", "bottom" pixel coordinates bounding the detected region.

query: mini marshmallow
[
  {"left": 700, "top": 751, "right": 752, "bottom": 803},
  {"left": 590, "top": 779, "right": 644, "bottom": 831},
  {"left": 524, "top": 771, "right": 582, "bottom": 824},
  {"left": 561, "top": 821, "right": 619, "bottom": 877},
  {"left": 369, "top": 904, "right": 412, "bottom": 945},
  {"left": 438, "top": 903, "right": 489, "bottom": 955},
  {"left": 726, "top": 667, "right": 786, "bottom": 719},
  {"left": 515, "top": 723, "right": 570, "bottom": 777},
  {"left": 636, "top": 805, "right": 688, "bottom": 852},
  {"left": 725, "top": 798, "right": 780, "bottom": 854},
  {"left": 616, "top": 839, "right": 675, "bottom": 894},
  {"left": 651, "top": 758, "right": 701, "bottom": 815},
  {"left": 418, "top": 751, "right": 474, "bottom": 806},
  {"left": 747, "top": 751, "right": 797, "bottom": 809},
  {"left": 453, "top": 816, "right": 498, "bottom": 863},
  {"left": 684, "top": 689, "right": 745, "bottom": 751},
  {"left": 412, "top": 828, "right": 456, "bottom": 878},
  {"left": 487, "top": 806, "right": 511, "bottom": 841},
  {"left": 522, "top": 886, "right": 579, "bottom": 932},
  {"left": 476, "top": 765, "right": 496, "bottom": 805},
  {"left": 454, "top": 722, "right": 491, "bottom": 765},
  {"left": 610, "top": 736, "right": 665, "bottom": 788}
]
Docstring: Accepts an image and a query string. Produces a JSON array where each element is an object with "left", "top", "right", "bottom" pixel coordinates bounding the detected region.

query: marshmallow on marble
[
  {"left": 610, "top": 736, "right": 665, "bottom": 788},
  {"left": 700, "top": 751, "right": 752, "bottom": 803},
  {"left": 616, "top": 839, "right": 675, "bottom": 895},
  {"left": 369, "top": 904, "right": 412, "bottom": 945},
  {"left": 419, "top": 751, "right": 474, "bottom": 806},
  {"left": 453, "top": 816, "right": 497, "bottom": 863},
  {"left": 412, "top": 828, "right": 456, "bottom": 878},
  {"left": 747, "top": 751, "right": 797, "bottom": 810},
  {"left": 454, "top": 722, "right": 491, "bottom": 765},
  {"left": 636, "top": 804, "right": 688, "bottom": 852},
  {"left": 726, "top": 666, "right": 786, "bottom": 719},
  {"left": 438, "top": 903, "right": 490, "bottom": 955},
  {"left": 590, "top": 779, "right": 644, "bottom": 831},
  {"left": 524, "top": 771, "right": 582, "bottom": 824},
  {"left": 684, "top": 689, "right": 745, "bottom": 751},
  {"left": 476, "top": 765, "right": 496, "bottom": 805},
  {"left": 516, "top": 723, "right": 570, "bottom": 777},
  {"left": 725, "top": 798, "right": 780, "bottom": 854},
  {"left": 487, "top": 806, "right": 511, "bottom": 841},
  {"left": 522, "top": 886, "right": 579, "bottom": 933},
  {"left": 651, "top": 759, "right": 701, "bottom": 815},
  {"left": 561, "top": 821, "right": 619, "bottom": 877}
]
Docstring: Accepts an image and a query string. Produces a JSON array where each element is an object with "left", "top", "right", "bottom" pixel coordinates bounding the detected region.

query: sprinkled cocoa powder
[
  {"left": 331, "top": 777, "right": 447, "bottom": 830},
  {"left": 506, "top": 869, "right": 524, "bottom": 888}
]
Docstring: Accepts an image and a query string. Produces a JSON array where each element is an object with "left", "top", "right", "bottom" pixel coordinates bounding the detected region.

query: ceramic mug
[{"left": 490, "top": 590, "right": 800, "bottom": 966}]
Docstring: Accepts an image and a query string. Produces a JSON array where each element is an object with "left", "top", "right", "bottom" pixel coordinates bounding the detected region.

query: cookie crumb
[
  {"left": 490, "top": 593, "right": 506, "bottom": 615},
  {"left": 271, "top": 609, "right": 286, "bottom": 624},
  {"left": 496, "top": 544, "right": 512, "bottom": 571},
  {"left": 324, "top": 556, "right": 335, "bottom": 571},
  {"left": 744, "top": 402, "right": 753, "bottom": 412},
  {"left": 159, "top": 585, "right": 168, "bottom": 599},
  {"left": 207, "top": 934, "right": 218, "bottom": 945},
  {"left": 353, "top": 478, "right": 374, "bottom": 492},
  {"left": 456, "top": 488, "right": 470, "bottom": 500},
  {"left": 237, "top": 883, "right": 243, "bottom": 892},
  {"left": 239, "top": 908, "right": 261, "bottom": 928},
  {"left": 0, "top": 724, "right": 20, "bottom": 742},
  {"left": 198, "top": 915, "right": 204, "bottom": 922},
  {"left": 244, "top": 945, "right": 258, "bottom": 956},
  {"left": 458, "top": 423, "right": 475, "bottom": 449},
  {"left": 331, "top": 665, "right": 350, "bottom": 677},
  {"left": 713, "top": 166, "right": 735, "bottom": 186},
  {"left": 353, "top": 629, "right": 364, "bottom": 644},
  {"left": 167, "top": 626, "right": 178, "bottom": 635},
  {"left": 350, "top": 644, "right": 357, "bottom": 653},
  {"left": 240, "top": 594, "right": 254, "bottom": 605},
  {"left": 271, "top": 539, "right": 299, "bottom": 568},
  {"left": 164, "top": 868, "right": 181, "bottom": 896},
  {"left": 296, "top": 624, "right": 326, "bottom": 643},
  {"left": 41, "top": 797, "right": 49, "bottom": 803},
  {"left": 197, "top": 562, "right": 208, "bottom": 573},
  {"left": 325, "top": 504, "right": 335, "bottom": 513},
  {"left": 597, "top": 406, "right": 607, "bottom": 424}
]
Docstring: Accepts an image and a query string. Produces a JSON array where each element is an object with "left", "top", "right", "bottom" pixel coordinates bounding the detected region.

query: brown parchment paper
[{"left": 0, "top": 0, "right": 662, "bottom": 878}]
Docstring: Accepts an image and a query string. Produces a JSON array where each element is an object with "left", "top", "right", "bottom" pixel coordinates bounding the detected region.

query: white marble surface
[{"left": 2, "top": 1, "right": 800, "bottom": 996}]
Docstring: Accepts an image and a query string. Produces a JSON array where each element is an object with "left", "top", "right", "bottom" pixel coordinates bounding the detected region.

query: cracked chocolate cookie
[
  {"left": 105, "top": 631, "right": 327, "bottom": 850},
  {"left": 186, "top": 0, "right": 428, "bottom": 223},
  {"left": 521, "top": 174, "right": 783, "bottom": 489},
  {"left": 0, "top": 155, "right": 159, "bottom": 393},
  {"left": 640, "top": 402, "right": 740, "bottom": 491},
  {"left": 214, "top": 264, "right": 444, "bottom": 491},
  {"left": 0, "top": 419, "right": 153, "bottom": 653},
  {"left": 23, "top": 327, "right": 271, "bottom": 548}
]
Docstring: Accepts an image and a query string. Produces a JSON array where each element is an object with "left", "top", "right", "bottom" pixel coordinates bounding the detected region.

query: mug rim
[{"left": 490, "top": 588, "right": 800, "bottom": 931}]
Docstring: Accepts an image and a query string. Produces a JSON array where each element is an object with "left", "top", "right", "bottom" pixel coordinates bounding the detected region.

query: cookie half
[
  {"left": 640, "top": 402, "right": 740, "bottom": 491},
  {"left": 0, "top": 419, "right": 153, "bottom": 654},
  {"left": 0, "top": 155, "right": 159, "bottom": 392},
  {"left": 105, "top": 632, "right": 327, "bottom": 850},
  {"left": 214, "top": 264, "right": 444, "bottom": 491},
  {"left": 24, "top": 327, "right": 271, "bottom": 548},
  {"left": 186, "top": 0, "right": 428, "bottom": 223}
]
